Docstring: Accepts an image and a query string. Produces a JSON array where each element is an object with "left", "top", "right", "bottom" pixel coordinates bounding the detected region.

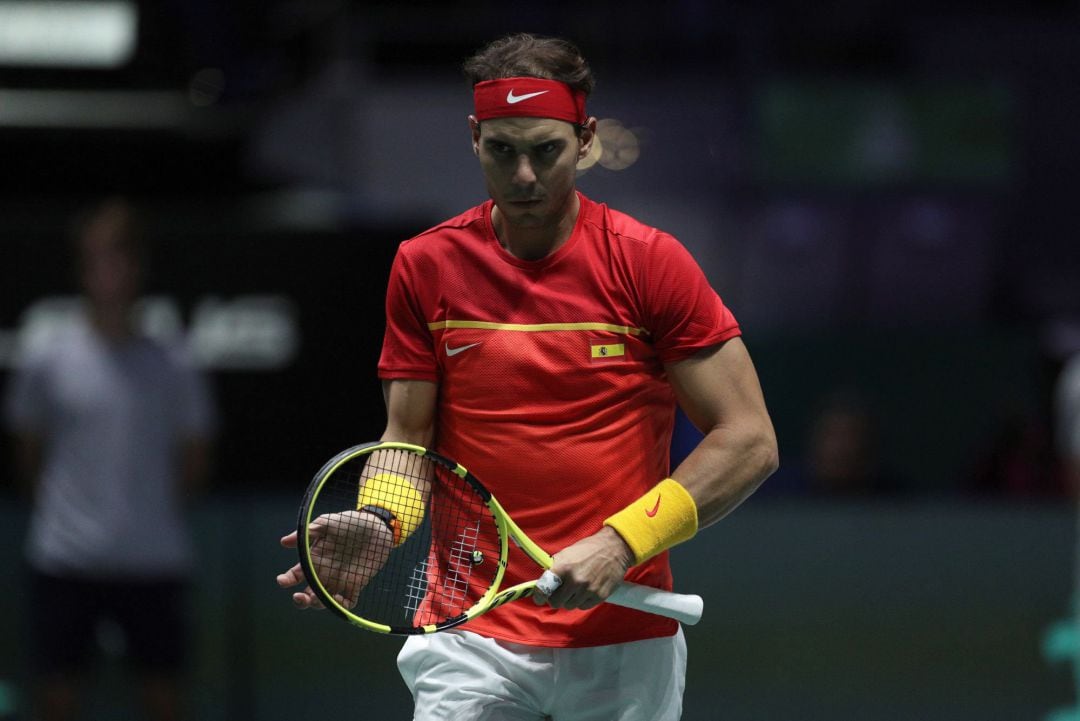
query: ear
[
  {"left": 577, "top": 117, "right": 598, "bottom": 161},
  {"left": 468, "top": 115, "right": 481, "bottom": 156}
]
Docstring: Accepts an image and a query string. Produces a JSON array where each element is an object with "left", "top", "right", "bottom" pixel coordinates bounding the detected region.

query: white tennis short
[{"left": 397, "top": 627, "right": 687, "bottom": 720}]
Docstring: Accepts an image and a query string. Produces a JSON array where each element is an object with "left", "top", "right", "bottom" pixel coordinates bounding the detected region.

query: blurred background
[{"left": 1, "top": 1, "right": 1079, "bottom": 719}]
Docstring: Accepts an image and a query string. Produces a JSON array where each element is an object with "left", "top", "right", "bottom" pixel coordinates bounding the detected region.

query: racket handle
[
  {"left": 608, "top": 582, "right": 704, "bottom": 626},
  {"left": 536, "top": 570, "right": 562, "bottom": 596},
  {"left": 536, "top": 571, "right": 703, "bottom": 625}
]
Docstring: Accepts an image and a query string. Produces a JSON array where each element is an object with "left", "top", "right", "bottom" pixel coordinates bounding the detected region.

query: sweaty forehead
[{"left": 478, "top": 116, "right": 576, "bottom": 143}]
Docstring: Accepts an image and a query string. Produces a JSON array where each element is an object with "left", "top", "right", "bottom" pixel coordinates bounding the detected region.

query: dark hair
[{"left": 463, "top": 33, "right": 594, "bottom": 97}]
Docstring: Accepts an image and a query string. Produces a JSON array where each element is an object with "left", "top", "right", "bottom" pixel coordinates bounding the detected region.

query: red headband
[{"left": 473, "top": 77, "right": 587, "bottom": 125}]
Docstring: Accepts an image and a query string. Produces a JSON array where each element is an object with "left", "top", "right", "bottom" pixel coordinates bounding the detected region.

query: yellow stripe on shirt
[{"left": 428, "top": 320, "right": 647, "bottom": 336}]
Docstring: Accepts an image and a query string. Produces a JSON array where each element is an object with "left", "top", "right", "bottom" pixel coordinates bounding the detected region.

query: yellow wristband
[
  {"left": 357, "top": 472, "right": 426, "bottom": 546},
  {"left": 603, "top": 478, "right": 698, "bottom": 564}
]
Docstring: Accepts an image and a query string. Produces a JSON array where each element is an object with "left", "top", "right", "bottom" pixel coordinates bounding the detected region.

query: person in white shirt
[{"left": 3, "top": 198, "right": 216, "bottom": 721}]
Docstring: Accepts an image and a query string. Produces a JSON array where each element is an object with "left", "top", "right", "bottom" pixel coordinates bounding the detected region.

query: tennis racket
[{"left": 294, "top": 441, "right": 704, "bottom": 635}]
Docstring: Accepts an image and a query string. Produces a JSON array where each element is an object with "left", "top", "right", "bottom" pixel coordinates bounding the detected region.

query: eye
[
  {"left": 537, "top": 142, "right": 559, "bottom": 155},
  {"left": 490, "top": 142, "right": 514, "bottom": 156}
]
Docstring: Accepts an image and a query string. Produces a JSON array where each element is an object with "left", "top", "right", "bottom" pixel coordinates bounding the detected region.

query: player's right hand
[{"left": 534, "top": 525, "right": 634, "bottom": 611}]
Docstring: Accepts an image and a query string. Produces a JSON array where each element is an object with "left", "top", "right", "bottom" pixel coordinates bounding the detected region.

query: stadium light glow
[
  {"left": 597, "top": 119, "right": 640, "bottom": 171},
  {"left": 0, "top": 1, "right": 137, "bottom": 68},
  {"left": 577, "top": 118, "right": 641, "bottom": 174}
]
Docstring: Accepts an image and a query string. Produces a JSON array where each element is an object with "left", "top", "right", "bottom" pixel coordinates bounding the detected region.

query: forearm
[
  {"left": 12, "top": 433, "right": 43, "bottom": 498},
  {"left": 380, "top": 379, "right": 437, "bottom": 447},
  {"left": 665, "top": 338, "right": 778, "bottom": 529},
  {"left": 604, "top": 339, "right": 777, "bottom": 564},
  {"left": 361, "top": 380, "right": 439, "bottom": 545},
  {"left": 180, "top": 437, "right": 213, "bottom": 499},
  {"left": 670, "top": 420, "right": 778, "bottom": 529},
  {"left": 376, "top": 380, "right": 437, "bottom": 500}
]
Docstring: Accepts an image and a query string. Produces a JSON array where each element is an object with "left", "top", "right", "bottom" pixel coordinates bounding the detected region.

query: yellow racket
[{"left": 294, "top": 441, "right": 704, "bottom": 635}]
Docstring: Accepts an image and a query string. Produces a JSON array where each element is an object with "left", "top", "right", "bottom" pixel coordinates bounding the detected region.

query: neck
[
  {"left": 492, "top": 192, "right": 580, "bottom": 261},
  {"left": 88, "top": 304, "right": 134, "bottom": 342}
]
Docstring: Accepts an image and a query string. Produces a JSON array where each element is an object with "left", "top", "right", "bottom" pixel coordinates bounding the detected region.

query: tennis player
[{"left": 279, "top": 33, "right": 777, "bottom": 719}]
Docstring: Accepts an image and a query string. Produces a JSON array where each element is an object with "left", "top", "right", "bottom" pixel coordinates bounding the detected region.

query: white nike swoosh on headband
[{"left": 506, "top": 89, "right": 549, "bottom": 104}]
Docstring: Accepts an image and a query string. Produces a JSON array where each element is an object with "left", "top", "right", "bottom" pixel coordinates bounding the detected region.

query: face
[
  {"left": 79, "top": 226, "right": 142, "bottom": 310},
  {"left": 471, "top": 116, "right": 595, "bottom": 231}
]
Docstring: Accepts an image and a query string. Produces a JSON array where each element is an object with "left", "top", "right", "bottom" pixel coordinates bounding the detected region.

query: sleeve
[
  {"left": 2, "top": 349, "right": 51, "bottom": 435},
  {"left": 639, "top": 232, "right": 741, "bottom": 364},
  {"left": 377, "top": 246, "right": 439, "bottom": 382}
]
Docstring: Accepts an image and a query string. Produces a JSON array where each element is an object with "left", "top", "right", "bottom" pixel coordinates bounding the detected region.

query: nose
[{"left": 512, "top": 154, "right": 536, "bottom": 186}]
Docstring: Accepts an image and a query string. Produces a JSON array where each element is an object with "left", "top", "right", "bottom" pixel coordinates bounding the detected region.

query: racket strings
[
  {"left": 403, "top": 558, "right": 430, "bottom": 617},
  {"left": 443, "top": 521, "right": 483, "bottom": 611},
  {"left": 306, "top": 448, "right": 502, "bottom": 631}
]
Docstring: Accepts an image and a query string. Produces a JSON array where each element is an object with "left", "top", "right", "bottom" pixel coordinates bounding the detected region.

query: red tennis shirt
[{"left": 378, "top": 192, "right": 740, "bottom": 647}]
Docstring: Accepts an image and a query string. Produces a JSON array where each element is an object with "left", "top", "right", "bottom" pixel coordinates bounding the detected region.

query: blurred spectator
[
  {"left": 965, "top": 409, "right": 1065, "bottom": 498},
  {"left": 805, "top": 394, "right": 886, "bottom": 495},
  {"left": 1051, "top": 350, "right": 1080, "bottom": 715},
  {"left": 2, "top": 198, "right": 217, "bottom": 721},
  {"left": 1057, "top": 353, "right": 1080, "bottom": 496},
  {"left": 764, "top": 389, "right": 899, "bottom": 497}
]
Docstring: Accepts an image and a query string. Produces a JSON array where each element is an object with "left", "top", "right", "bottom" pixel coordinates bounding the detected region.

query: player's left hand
[
  {"left": 277, "top": 510, "right": 394, "bottom": 609},
  {"left": 534, "top": 526, "right": 635, "bottom": 611}
]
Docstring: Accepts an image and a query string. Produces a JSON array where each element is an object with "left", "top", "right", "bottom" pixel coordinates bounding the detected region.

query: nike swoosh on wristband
[
  {"left": 445, "top": 342, "right": 481, "bottom": 357},
  {"left": 506, "top": 89, "right": 549, "bottom": 104},
  {"left": 646, "top": 495, "right": 662, "bottom": 517}
]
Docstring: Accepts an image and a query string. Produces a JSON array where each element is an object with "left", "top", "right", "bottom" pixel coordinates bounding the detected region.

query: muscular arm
[
  {"left": 540, "top": 337, "right": 778, "bottom": 610},
  {"left": 369, "top": 378, "right": 439, "bottom": 515},
  {"left": 380, "top": 379, "right": 438, "bottom": 446},
  {"left": 666, "top": 337, "right": 779, "bottom": 527},
  {"left": 373, "top": 378, "right": 439, "bottom": 504}
]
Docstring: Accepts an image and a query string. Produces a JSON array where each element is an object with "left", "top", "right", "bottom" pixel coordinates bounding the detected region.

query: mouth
[{"left": 507, "top": 199, "right": 543, "bottom": 207}]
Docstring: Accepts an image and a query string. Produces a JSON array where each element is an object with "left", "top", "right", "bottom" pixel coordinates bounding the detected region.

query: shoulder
[
  {"left": 398, "top": 201, "right": 490, "bottom": 257},
  {"left": 11, "top": 310, "right": 90, "bottom": 371},
  {"left": 577, "top": 196, "right": 694, "bottom": 286},
  {"left": 578, "top": 195, "right": 679, "bottom": 255}
]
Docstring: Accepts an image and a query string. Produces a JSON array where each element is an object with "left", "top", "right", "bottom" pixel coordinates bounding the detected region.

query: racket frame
[
  {"left": 296, "top": 441, "right": 702, "bottom": 634},
  {"left": 298, "top": 441, "right": 548, "bottom": 635}
]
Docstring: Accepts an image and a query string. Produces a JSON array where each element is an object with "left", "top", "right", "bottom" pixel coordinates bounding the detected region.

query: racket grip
[
  {"left": 607, "top": 582, "right": 704, "bottom": 626},
  {"left": 536, "top": 570, "right": 562, "bottom": 596}
]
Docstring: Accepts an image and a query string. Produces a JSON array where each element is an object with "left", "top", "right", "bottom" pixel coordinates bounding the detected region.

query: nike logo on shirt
[
  {"left": 446, "top": 342, "right": 481, "bottom": 357},
  {"left": 506, "top": 89, "right": 549, "bottom": 104}
]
